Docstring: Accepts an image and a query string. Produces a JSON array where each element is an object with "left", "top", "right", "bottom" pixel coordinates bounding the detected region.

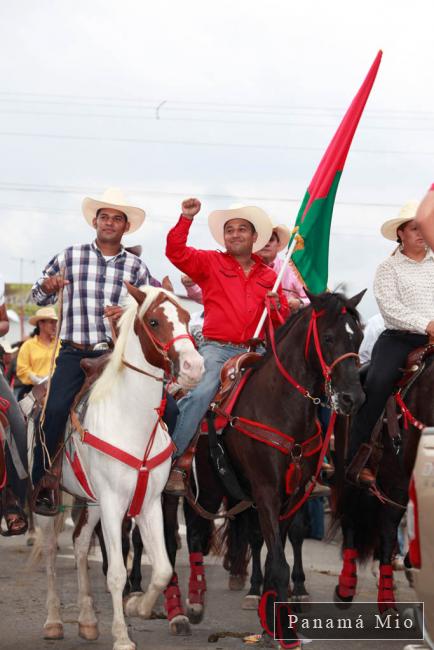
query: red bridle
[
  {"left": 128, "top": 294, "right": 196, "bottom": 381},
  {"left": 266, "top": 300, "right": 360, "bottom": 406}
]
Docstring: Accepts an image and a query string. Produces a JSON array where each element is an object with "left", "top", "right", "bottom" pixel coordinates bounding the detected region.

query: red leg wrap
[
  {"left": 259, "top": 590, "right": 278, "bottom": 637},
  {"left": 188, "top": 552, "right": 207, "bottom": 606},
  {"left": 338, "top": 548, "right": 358, "bottom": 598},
  {"left": 378, "top": 564, "right": 396, "bottom": 613},
  {"left": 164, "top": 572, "right": 185, "bottom": 620}
]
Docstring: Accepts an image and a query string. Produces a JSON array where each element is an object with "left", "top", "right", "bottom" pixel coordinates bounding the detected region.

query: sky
[{"left": 1, "top": 0, "right": 433, "bottom": 320}]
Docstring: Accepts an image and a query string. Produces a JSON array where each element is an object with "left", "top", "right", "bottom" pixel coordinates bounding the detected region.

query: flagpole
[{"left": 253, "top": 236, "right": 297, "bottom": 339}]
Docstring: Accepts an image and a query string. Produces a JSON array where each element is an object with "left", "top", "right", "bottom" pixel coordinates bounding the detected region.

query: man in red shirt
[{"left": 165, "top": 198, "right": 289, "bottom": 494}]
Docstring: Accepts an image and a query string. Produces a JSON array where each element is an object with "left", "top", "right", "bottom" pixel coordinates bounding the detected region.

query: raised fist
[{"left": 181, "top": 198, "right": 201, "bottom": 220}]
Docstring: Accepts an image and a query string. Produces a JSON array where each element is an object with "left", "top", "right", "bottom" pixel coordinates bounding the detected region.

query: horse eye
[
  {"left": 149, "top": 319, "right": 159, "bottom": 328},
  {"left": 324, "top": 334, "right": 334, "bottom": 344}
]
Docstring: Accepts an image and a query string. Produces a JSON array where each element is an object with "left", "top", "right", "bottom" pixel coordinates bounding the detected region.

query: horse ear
[
  {"left": 346, "top": 289, "right": 367, "bottom": 310},
  {"left": 125, "top": 281, "right": 146, "bottom": 305},
  {"left": 304, "top": 289, "right": 322, "bottom": 310}
]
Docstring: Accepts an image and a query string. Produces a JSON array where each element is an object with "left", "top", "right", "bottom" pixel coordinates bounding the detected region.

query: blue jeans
[{"left": 172, "top": 341, "right": 253, "bottom": 457}]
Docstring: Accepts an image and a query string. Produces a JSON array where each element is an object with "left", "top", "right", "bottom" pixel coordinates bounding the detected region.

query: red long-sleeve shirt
[{"left": 166, "top": 216, "right": 289, "bottom": 344}]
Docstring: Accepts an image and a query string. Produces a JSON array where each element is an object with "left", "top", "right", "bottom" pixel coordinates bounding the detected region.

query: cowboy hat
[
  {"left": 381, "top": 201, "right": 419, "bottom": 241},
  {"left": 29, "top": 306, "right": 58, "bottom": 326},
  {"left": 0, "top": 339, "right": 18, "bottom": 354},
  {"left": 271, "top": 224, "right": 291, "bottom": 252},
  {"left": 208, "top": 204, "right": 273, "bottom": 253},
  {"left": 82, "top": 188, "right": 145, "bottom": 235}
]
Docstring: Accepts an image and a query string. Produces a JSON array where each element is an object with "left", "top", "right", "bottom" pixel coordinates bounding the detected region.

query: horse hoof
[
  {"left": 228, "top": 574, "right": 246, "bottom": 591},
  {"left": 113, "top": 641, "right": 136, "bottom": 650},
  {"left": 186, "top": 600, "right": 204, "bottom": 624},
  {"left": 169, "top": 614, "right": 191, "bottom": 635},
  {"left": 333, "top": 585, "right": 353, "bottom": 609},
  {"left": 291, "top": 593, "right": 310, "bottom": 603},
  {"left": 124, "top": 593, "right": 142, "bottom": 618},
  {"left": 242, "top": 594, "right": 261, "bottom": 610},
  {"left": 79, "top": 623, "right": 99, "bottom": 640},
  {"left": 43, "top": 623, "right": 64, "bottom": 640}
]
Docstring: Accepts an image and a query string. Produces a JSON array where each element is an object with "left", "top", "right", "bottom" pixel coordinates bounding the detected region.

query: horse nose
[
  {"left": 341, "top": 392, "right": 355, "bottom": 409},
  {"left": 182, "top": 359, "right": 191, "bottom": 371}
]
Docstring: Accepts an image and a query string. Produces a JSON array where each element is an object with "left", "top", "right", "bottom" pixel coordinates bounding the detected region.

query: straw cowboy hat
[
  {"left": 29, "top": 307, "right": 58, "bottom": 326},
  {"left": 381, "top": 201, "right": 419, "bottom": 241},
  {"left": 82, "top": 188, "right": 145, "bottom": 235},
  {"left": 208, "top": 204, "right": 273, "bottom": 253},
  {"left": 272, "top": 224, "right": 291, "bottom": 252}
]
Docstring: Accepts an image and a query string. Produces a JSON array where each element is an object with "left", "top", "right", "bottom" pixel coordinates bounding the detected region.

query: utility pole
[{"left": 11, "top": 257, "right": 36, "bottom": 340}]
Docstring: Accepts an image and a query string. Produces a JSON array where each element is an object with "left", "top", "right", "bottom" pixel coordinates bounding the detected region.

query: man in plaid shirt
[{"left": 31, "top": 188, "right": 165, "bottom": 515}]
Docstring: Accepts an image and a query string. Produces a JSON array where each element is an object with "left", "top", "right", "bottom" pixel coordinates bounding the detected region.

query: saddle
[
  {"left": 397, "top": 343, "right": 434, "bottom": 388},
  {"left": 214, "top": 352, "right": 261, "bottom": 410},
  {"left": 30, "top": 352, "right": 111, "bottom": 514}
]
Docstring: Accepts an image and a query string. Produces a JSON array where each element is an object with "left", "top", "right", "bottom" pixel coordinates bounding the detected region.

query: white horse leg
[
  {"left": 100, "top": 500, "right": 136, "bottom": 650},
  {"left": 38, "top": 515, "right": 64, "bottom": 640},
  {"left": 73, "top": 503, "right": 101, "bottom": 640},
  {"left": 125, "top": 496, "right": 172, "bottom": 620}
]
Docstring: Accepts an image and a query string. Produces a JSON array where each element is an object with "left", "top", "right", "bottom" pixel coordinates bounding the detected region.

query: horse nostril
[
  {"left": 183, "top": 360, "right": 191, "bottom": 371},
  {"left": 341, "top": 393, "right": 354, "bottom": 407}
]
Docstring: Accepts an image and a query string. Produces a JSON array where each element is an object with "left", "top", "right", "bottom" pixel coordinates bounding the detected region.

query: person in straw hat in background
[
  {"left": 164, "top": 197, "right": 289, "bottom": 494},
  {"left": 346, "top": 201, "right": 434, "bottom": 487},
  {"left": 30, "top": 188, "right": 172, "bottom": 515},
  {"left": 16, "top": 306, "right": 59, "bottom": 399}
]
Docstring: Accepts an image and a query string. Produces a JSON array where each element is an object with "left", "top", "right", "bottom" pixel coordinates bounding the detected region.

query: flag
[{"left": 290, "top": 50, "right": 382, "bottom": 293}]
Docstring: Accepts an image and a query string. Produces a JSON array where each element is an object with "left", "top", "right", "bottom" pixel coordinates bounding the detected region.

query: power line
[
  {"left": 1, "top": 108, "right": 434, "bottom": 133},
  {"left": 0, "top": 129, "right": 433, "bottom": 156},
  {"left": 0, "top": 181, "right": 405, "bottom": 207}
]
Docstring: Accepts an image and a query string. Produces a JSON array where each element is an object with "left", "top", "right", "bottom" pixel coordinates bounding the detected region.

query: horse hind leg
[
  {"left": 127, "top": 523, "right": 144, "bottom": 595},
  {"left": 242, "top": 508, "right": 263, "bottom": 611},
  {"left": 334, "top": 526, "right": 358, "bottom": 609},
  {"left": 73, "top": 503, "right": 101, "bottom": 640},
  {"left": 288, "top": 507, "right": 310, "bottom": 605}
]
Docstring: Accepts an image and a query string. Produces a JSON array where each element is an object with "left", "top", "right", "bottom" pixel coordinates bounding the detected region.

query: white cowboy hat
[
  {"left": 381, "top": 201, "right": 419, "bottom": 241},
  {"left": 0, "top": 339, "right": 18, "bottom": 354},
  {"left": 82, "top": 188, "right": 145, "bottom": 235},
  {"left": 271, "top": 224, "right": 291, "bottom": 252},
  {"left": 29, "top": 306, "right": 58, "bottom": 326},
  {"left": 208, "top": 204, "right": 273, "bottom": 253}
]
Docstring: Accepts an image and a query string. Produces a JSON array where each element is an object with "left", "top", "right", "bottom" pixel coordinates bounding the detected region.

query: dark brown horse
[
  {"left": 161, "top": 290, "right": 365, "bottom": 648},
  {"left": 333, "top": 353, "right": 434, "bottom": 615}
]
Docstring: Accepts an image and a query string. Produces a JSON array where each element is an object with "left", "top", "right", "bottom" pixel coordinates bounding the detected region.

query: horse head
[
  {"left": 305, "top": 290, "right": 366, "bottom": 415},
  {"left": 126, "top": 282, "right": 205, "bottom": 390}
]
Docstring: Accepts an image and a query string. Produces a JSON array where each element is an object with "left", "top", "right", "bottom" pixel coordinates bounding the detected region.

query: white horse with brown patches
[{"left": 37, "top": 285, "right": 204, "bottom": 650}]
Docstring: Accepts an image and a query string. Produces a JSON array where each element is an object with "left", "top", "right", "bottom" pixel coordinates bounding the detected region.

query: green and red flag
[{"left": 290, "top": 50, "right": 382, "bottom": 293}]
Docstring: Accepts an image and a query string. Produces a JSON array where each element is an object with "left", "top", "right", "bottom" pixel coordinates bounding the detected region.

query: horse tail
[{"left": 211, "top": 506, "right": 252, "bottom": 578}]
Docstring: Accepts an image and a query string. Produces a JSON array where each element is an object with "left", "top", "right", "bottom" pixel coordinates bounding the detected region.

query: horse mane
[
  {"left": 89, "top": 285, "right": 177, "bottom": 403},
  {"left": 255, "top": 291, "right": 362, "bottom": 369}
]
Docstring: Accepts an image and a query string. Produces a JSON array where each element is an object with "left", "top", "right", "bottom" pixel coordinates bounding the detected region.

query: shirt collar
[
  {"left": 91, "top": 240, "right": 125, "bottom": 260},
  {"left": 219, "top": 251, "right": 266, "bottom": 270}
]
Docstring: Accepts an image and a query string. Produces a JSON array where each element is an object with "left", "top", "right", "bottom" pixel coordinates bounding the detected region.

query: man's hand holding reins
[
  {"left": 182, "top": 198, "right": 201, "bottom": 220},
  {"left": 426, "top": 319, "right": 434, "bottom": 339},
  {"left": 41, "top": 275, "right": 70, "bottom": 295},
  {"left": 104, "top": 305, "right": 123, "bottom": 322}
]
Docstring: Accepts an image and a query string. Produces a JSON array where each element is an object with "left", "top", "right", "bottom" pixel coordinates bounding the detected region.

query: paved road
[{"left": 0, "top": 513, "right": 420, "bottom": 650}]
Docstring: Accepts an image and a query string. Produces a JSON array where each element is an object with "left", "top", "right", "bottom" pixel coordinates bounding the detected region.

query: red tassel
[{"left": 285, "top": 462, "right": 302, "bottom": 495}]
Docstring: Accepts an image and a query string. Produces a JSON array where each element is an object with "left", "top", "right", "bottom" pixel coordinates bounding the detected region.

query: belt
[
  {"left": 202, "top": 337, "right": 249, "bottom": 348},
  {"left": 62, "top": 340, "right": 114, "bottom": 352}
]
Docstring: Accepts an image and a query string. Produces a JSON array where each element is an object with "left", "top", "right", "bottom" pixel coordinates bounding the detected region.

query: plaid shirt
[{"left": 32, "top": 241, "right": 160, "bottom": 345}]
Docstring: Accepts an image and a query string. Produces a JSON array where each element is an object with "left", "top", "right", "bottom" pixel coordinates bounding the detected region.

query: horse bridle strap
[
  {"left": 121, "top": 357, "right": 164, "bottom": 382},
  {"left": 266, "top": 301, "right": 359, "bottom": 404}
]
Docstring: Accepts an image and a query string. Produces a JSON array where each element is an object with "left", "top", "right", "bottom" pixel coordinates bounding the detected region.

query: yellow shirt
[{"left": 16, "top": 336, "right": 59, "bottom": 385}]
